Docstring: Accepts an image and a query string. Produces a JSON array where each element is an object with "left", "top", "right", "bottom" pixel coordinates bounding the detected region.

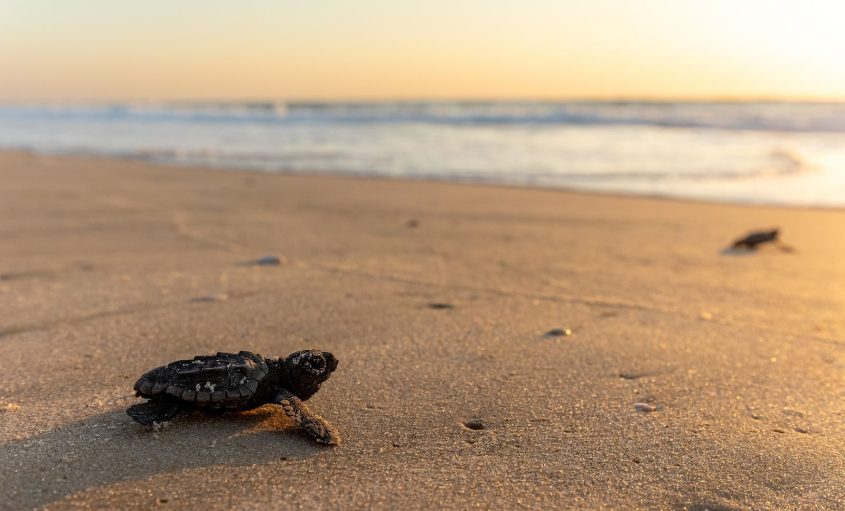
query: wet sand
[{"left": 0, "top": 150, "right": 843, "bottom": 510}]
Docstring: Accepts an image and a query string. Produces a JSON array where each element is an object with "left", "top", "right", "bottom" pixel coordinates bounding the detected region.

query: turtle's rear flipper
[{"left": 127, "top": 399, "right": 183, "bottom": 426}]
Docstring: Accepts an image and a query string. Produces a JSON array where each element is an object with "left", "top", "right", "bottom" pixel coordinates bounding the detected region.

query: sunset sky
[{"left": 2, "top": 0, "right": 845, "bottom": 101}]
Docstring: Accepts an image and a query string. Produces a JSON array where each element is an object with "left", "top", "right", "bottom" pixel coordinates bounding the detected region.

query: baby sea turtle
[
  {"left": 732, "top": 229, "right": 779, "bottom": 250},
  {"left": 127, "top": 350, "right": 340, "bottom": 445}
]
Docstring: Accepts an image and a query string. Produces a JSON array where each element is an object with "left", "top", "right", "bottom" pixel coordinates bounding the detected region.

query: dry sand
[{"left": 0, "top": 150, "right": 843, "bottom": 510}]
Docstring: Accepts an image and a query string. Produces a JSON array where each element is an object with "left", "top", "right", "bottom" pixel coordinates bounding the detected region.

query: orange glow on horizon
[{"left": 2, "top": 0, "right": 845, "bottom": 102}]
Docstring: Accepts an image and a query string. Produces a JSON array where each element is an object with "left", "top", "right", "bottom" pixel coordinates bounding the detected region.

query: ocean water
[{"left": 2, "top": 101, "right": 845, "bottom": 206}]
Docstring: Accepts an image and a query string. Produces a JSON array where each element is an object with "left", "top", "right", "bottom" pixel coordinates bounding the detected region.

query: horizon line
[{"left": 4, "top": 94, "right": 845, "bottom": 105}]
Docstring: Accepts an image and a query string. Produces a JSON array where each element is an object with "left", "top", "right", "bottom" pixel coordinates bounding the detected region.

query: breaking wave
[{"left": 6, "top": 100, "right": 845, "bottom": 133}]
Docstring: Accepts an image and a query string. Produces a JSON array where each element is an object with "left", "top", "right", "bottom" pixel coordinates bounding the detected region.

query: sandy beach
[{"left": 1, "top": 150, "right": 843, "bottom": 510}]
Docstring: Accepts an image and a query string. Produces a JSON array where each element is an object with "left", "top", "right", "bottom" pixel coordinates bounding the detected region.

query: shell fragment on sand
[{"left": 634, "top": 402, "right": 658, "bottom": 413}]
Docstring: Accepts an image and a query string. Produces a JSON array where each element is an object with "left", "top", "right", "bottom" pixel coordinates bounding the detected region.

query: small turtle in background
[
  {"left": 730, "top": 228, "right": 793, "bottom": 252},
  {"left": 732, "top": 229, "right": 779, "bottom": 249},
  {"left": 127, "top": 350, "right": 340, "bottom": 445}
]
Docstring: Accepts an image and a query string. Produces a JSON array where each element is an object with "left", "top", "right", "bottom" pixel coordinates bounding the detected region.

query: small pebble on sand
[
  {"left": 190, "top": 293, "right": 229, "bottom": 302},
  {"left": 619, "top": 372, "right": 643, "bottom": 380},
  {"left": 253, "top": 255, "right": 282, "bottom": 266},
  {"left": 462, "top": 419, "right": 487, "bottom": 430},
  {"left": 1, "top": 403, "right": 21, "bottom": 412},
  {"left": 545, "top": 328, "right": 573, "bottom": 337},
  {"left": 428, "top": 302, "right": 455, "bottom": 310}
]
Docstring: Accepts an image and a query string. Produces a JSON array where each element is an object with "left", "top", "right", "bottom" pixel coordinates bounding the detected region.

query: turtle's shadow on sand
[
  {"left": 719, "top": 246, "right": 755, "bottom": 256},
  {"left": 1, "top": 406, "right": 323, "bottom": 509}
]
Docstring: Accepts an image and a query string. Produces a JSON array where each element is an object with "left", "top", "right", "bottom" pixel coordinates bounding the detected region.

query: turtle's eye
[{"left": 311, "top": 357, "right": 326, "bottom": 371}]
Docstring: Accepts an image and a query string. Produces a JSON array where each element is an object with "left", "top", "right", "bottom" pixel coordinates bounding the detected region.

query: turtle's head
[{"left": 283, "top": 350, "right": 338, "bottom": 400}]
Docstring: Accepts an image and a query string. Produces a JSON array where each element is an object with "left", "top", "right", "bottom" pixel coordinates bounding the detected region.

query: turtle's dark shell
[{"left": 133, "top": 351, "right": 269, "bottom": 410}]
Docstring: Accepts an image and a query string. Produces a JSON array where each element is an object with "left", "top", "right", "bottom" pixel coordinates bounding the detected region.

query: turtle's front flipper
[
  {"left": 127, "top": 398, "right": 183, "bottom": 426},
  {"left": 275, "top": 390, "right": 340, "bottom": 446}
]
